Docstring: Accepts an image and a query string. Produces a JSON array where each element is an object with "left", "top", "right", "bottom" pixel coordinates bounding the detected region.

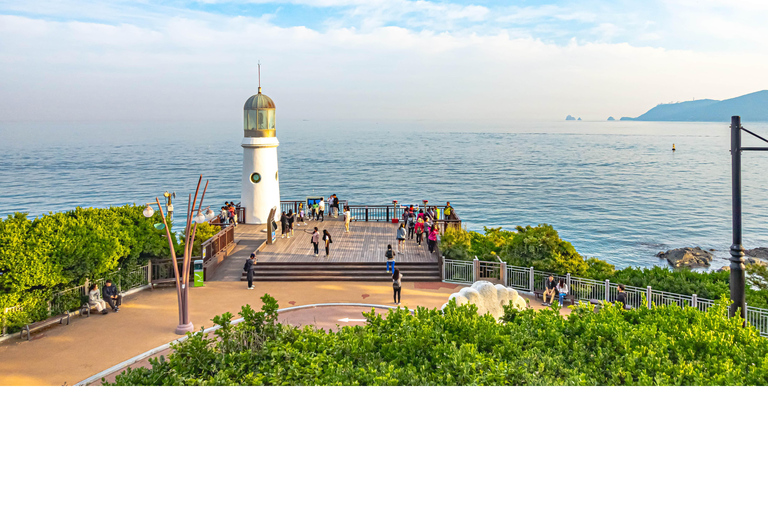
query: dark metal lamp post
[{"left": 730, "top": 116, "right": 768, "bottom": 320}]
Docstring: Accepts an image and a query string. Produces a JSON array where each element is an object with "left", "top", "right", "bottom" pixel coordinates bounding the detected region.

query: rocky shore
[{"left": 657, "top": 246, "right": 768, "bottom": 269}]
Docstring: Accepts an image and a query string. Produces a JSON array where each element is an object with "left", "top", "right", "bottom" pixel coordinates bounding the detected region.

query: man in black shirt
[
  {"left": 102, "top": 280, "right": 121, "bottom": 312},
  {"left": 244, "top": 253, "right": 256, "bottom": 290},
  {"left": 616, "top": 284, "right": 628, "bottom": 309},
  {"left": 542, "top": 275, "right": 557, "bottom": 306}
]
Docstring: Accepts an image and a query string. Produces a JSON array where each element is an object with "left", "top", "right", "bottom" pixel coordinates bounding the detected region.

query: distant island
[
  {"left": 607, "top": 116, "right": 615, "bottom": 121},
  {"left": 621, "top": 90, "right": 768, "bottom": 122},
  {"left": 565, "top": 115, "right": 576, "bottom": 121}
]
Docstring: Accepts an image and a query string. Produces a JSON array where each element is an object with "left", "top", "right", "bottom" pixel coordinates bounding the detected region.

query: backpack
[
  {"left": 407, "top": 216, "right": 415, "bottom": 227},
  {"left": 386, "top": 248, "right": 393, "bottom": 259}
]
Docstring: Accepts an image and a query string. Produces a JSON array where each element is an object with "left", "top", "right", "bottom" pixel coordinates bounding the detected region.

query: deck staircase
[{"left": 241, "top": 261, "right": 441, "bottom": 282}]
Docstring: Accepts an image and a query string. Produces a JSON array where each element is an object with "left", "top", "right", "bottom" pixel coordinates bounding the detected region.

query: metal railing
[
  {"left": 1, "top": 264, "right": 152, "bottom": 337},
  {"left": 279, "top": 200, "right": 462, "bottom": 228},
  {"left": 442, "top": 258, "right": 768, "bottom": 337}
]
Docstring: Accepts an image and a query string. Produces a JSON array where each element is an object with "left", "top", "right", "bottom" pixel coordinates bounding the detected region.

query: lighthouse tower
[{"left": 241, "top": 78, "right": 280, "bottom": 224}]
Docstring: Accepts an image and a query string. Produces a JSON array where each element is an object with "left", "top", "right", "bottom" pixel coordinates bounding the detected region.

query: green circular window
[
  {"left": 250, "top": 172, "right": 261, "bottom": 184},
  {"left": 275, "top": 171, "right": 279, "bottom": 180}
]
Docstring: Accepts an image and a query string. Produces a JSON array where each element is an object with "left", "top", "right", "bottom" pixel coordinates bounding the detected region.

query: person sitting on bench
[
  {"left": 556, "top": 278, "right": 569, "bottom": 307},
  {"left": 102, "top": 279, "right": 121, "bottom": 312},
  {"left": 88, "top": 284, "right": 109, "bottom": 315},
  {"left": 542, "top": 275, "right": 557, "bottom": 306}
]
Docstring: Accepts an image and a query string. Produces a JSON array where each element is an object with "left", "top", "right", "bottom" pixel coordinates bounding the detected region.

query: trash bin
[{"left": 193, "top": 259, "right": 204, "bottom": 287}]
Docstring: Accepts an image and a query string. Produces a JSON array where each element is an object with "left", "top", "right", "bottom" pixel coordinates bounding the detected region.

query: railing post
[
  {"left": 500, "top": 260, "right": 507, "bottom": 286},
  {"left": 566, "top": 273, "right": 571, "bottom": 290},
  {"left": 473, "top": 257, "right": 480, "bottom": 283},
  {"left": 647, "top": 286, "right": 652, "bottom": 308},
  {"left": 692, "top": 294, "right": 697, "bottom": 308},
  {"left": 365, "top": 207, "right": 369, "bottom": 222},
  {"left": 386, "top": 206, "right": 390, "bottom": 222},
  {"left": 529, "top": 267, "right": 534, "bottom": 292},
  {"left": 605, "top": 279, "right": 610, "bottom": 302}
]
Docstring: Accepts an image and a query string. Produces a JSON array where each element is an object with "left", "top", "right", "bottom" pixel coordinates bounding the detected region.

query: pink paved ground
[{"left": 0, "top": 281, "right": 568, "bottom": 386}]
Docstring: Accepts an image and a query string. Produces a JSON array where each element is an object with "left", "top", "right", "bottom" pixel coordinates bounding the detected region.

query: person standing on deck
[
  {"left": 407, "top": 212, "right": 415, "bottom": 240},
  {"left": 392, "top": 267, "right": 403, "bottom": 305},
  {"left": 280, "top": 211, "right": 289, "bottom": 238},
  {"left": 343, "top": 206, "right": 351, "bottom": 232},
  {"left": 427, "top": 225, "right": 439, "bottom": 254},
  {"left": 322, "top": 229, "right": 333, "bottom": 257},
  {"left": 318, "top": 199, "right": 325, "bottom": 221},
  {"left": 287, "top": 209, "right": 295, "bottom": 238},
  {"left": 396, "top": 223, "right": 407, "bottom": 254},
  {"left": 311, "top": 227, "right": 320, "bottom": 257},
  {"left": 332, "top": 195, "right": 340, "bottom": 218},
  {"left": 385, "top": 244, "right": 395, "bottom": 273},
  {"left": 243, "top": 253, "right": 256, "bottom": 289},
  {"left": 298, "top": 203, "right": 305, "bottom": 226},
  {"left": 415, "top": 216, "right": 425, "bottom": 246}
]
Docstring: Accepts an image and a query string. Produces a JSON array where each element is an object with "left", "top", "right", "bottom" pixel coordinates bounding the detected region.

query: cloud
[{"left": 1, "top": 1, "right": 768, "bottom": 122}]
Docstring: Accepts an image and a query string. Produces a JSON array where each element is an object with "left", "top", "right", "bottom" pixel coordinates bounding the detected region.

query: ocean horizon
[{"left": 2, "top": 119, "right": 767, "bottom": 270}]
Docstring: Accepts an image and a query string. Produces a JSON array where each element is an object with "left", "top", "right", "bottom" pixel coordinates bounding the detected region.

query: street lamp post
[
  {"left": 144, "top": 175, "right": 209, "bottom": 334},
  {"left": 729, "top": 116, "right": 768, "bottom": 320}
]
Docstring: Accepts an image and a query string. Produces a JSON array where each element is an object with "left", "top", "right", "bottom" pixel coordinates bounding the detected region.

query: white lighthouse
[{"left": 241, "top": 82, "right": 280, "bottom": 224}]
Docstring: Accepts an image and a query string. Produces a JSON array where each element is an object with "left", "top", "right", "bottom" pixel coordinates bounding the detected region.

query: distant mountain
[
  {"left": 621, "top": 90, "right": 768, "bottom": 122},
  {"left": 607, "top": 116, "right": 615, "bottom": 121},
  {"left": 565, "top": 115, "right": 576, "bottom": 121}
]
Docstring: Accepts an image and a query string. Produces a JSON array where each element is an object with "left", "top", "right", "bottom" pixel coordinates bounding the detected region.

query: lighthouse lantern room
[{"left": 241, "top": 71, "right": 280, "bottom": 225}]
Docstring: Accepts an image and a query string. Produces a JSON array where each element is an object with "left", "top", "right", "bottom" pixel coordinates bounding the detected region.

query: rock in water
[
  {"left": 656, "top": 247, "right": 713, "bottom": 268},
  {"left": 745, "top": 247, "right": 768, "bottom": 260}
]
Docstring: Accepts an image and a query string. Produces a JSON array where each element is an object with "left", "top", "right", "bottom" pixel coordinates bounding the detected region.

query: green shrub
[{"left": 108, "top": 294, "right": 768, "bottom": 386}]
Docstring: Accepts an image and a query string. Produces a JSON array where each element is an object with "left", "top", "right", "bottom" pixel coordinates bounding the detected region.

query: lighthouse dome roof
[{"left": 244, "top": 89, "right": 275, "bottom": 110}]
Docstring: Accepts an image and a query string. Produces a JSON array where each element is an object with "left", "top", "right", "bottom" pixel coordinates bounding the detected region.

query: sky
[{"left": 1, "top": 0, "right": 767, "bottom": 122}]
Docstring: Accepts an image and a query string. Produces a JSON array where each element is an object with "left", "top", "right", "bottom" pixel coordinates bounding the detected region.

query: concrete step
[{"left": 240, "top": 261, "right": 441, "bottom": 281}]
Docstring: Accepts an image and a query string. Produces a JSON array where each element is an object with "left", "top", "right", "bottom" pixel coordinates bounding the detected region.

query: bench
[
  {"left": 20, "top": 312, "right": 71, "bottom": 341},
  {"left": 533, "top": 289, "right": 577, "bottom": 306}
]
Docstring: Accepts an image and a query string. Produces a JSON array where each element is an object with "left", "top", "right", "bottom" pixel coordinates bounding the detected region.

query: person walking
[
  {"left": 102, "top": 279, "right": 121, "bottom": 312},
  {"left": 556, "top": 278, "right": 569, "bottom": 308},
  {"left": 243, "top": 253, "right": 256, "bottom": 289},
  {"left": 287, "top": 209, "right": 295, "bottom": 238},
  {"left": 427, "top": 225, "right": 439, "bottom": 254},
  {"left": 332, "top": 195, "right": 340, "bottom": 217},
  {"left": 228, "top": 203, "right": 237, "bottom": 226},
  {"left": 385, "top": 244, "right": 395, "bottom": 273},
  {"left": 392, "top": 267, "right": 403, "bottom": 305},
  {"left": 219, "top": 207, "right": 229, "bottom": 225},
  {"left": 318, "top": 198, "right": 325, "bottom": 221},
  {"left": 311, "top": 227, "right": 320, "bottom": 257},
  {"left": 280, "top": 211, "right": 289, "bottom": 238},
  {"left": 343, "top": 206, "right": 351, "bottom": 232},
  {"left": 415, "top": 216, "right": 425, "bottom": 246},
  {"left": 322, "top": 229, "right": 332, "bottom": 257},
  {"left": 407, "top": 211, "right": 415, "bottom": 240},
  {"left": 88, "top": 284, "right": 109, "bottom": 315},
  {"left": 396, "top": 223, "right": 407, "bottom": 253}
]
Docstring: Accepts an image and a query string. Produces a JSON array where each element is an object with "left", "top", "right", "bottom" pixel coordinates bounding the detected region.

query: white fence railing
[{"left": 442, "top": 258, "right": 768, "bottom": 337}]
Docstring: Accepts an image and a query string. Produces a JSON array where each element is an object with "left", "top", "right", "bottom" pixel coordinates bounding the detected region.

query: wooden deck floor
[{"left": 254, "top": 217, "right": 438, "bottom": 264}]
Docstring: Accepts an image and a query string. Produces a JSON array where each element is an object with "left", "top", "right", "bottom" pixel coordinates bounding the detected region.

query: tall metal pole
[{"left": 730, "top": 116, "right": 746, "bottom": 320}]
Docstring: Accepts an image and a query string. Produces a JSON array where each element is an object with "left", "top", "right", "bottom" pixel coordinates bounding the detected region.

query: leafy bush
[
  {"left": 440, "top": 224, "right": 768, "bottom": 309},
  {"left": 108, "top": 294, "right": 768, "bottom": 386},
  {"left": 0, "top": 205, "right": 173, "bottom": 332}
]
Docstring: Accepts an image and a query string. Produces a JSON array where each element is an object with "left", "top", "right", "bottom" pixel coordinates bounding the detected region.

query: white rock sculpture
[{"left": 441, "top": 281, "right": 527, "bottom": 319}]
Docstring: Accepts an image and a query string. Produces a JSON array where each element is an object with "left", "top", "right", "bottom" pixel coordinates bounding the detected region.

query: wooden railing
[{"left": 202, "top": 224, "right": 235, "bottom": 266}]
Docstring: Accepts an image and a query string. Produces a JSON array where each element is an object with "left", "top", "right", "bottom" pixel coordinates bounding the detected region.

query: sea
[{"left": 2, "top": 118, "right": 768, "bottom": 270}]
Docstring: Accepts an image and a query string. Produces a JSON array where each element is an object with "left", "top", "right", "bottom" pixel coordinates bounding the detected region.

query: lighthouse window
[
  {"left": 268, "top": 110, "right": 275, "bottom": 130},
  {"left": 250, "top": 172, "right": 261, "bottom": 184},
  {"left": 246, "top": 110, "right": 258, "bottom": 131},
  {"left": 257, "top": 110, "right": 268, "bottom": 130}
]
